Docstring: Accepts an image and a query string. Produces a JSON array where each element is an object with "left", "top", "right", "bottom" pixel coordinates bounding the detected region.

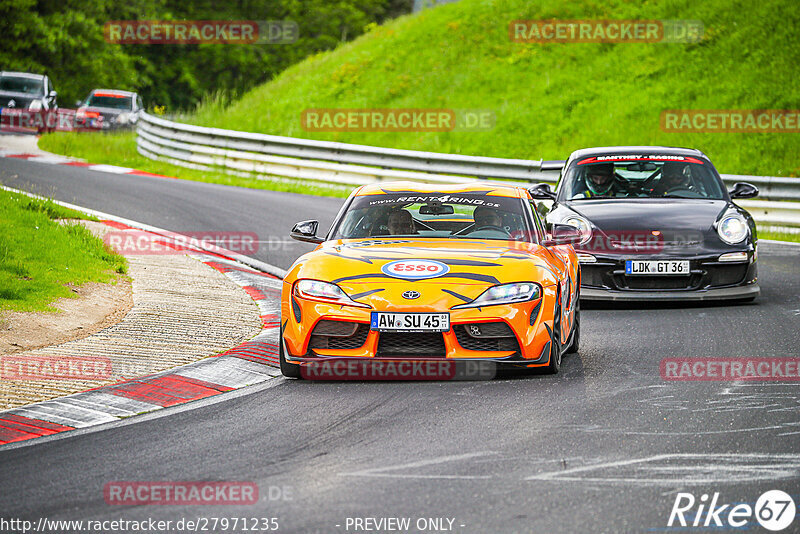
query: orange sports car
[{"left": 280, "top": 182, "right": 581, "bottom": 379}]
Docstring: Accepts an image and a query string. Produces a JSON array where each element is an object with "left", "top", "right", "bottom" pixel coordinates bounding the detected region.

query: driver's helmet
[
  {"left": 473, "top": 206, "right": 502, "bottom": 227},
  {"left": 661, "top": 162, "right": 690, "bottom": 189},
  {"left": 585, "top": 163, "right": 615, "bottom": 196}
]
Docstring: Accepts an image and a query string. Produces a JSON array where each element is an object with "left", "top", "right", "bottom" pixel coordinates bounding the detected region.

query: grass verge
[
  {"left": 37, "top": 132, "right": 351, "bottom": 198},
  {"left": 759, "top": 229, "right": 800, "bottom": 243},
  {"left": 181, "top": 0, "right": 800, "bottom": 178},
  {"left": 0, "top": 188, "right": 128, "bottom": 312}
]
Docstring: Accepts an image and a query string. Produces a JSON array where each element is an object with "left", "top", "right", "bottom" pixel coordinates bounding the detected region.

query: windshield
[
  {"left": 559, "top": 156, "right": 725, "bottom": 200},
  {"left": 0, "top": 75, "right": 43, "bottom": 95},
  {"left": 86, "top": 94, "right": 132, "bottom": 110},
  {"left": 331, "top": 192, "right": 533, "bottom": 242}
]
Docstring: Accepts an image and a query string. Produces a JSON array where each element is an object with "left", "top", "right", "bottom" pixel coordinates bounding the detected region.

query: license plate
[
  {"left": 625, "top": 260, "right": 690, "bottom": 275},
  {"left": 370, "top": 312, "right": 450, "bottom": 332}
]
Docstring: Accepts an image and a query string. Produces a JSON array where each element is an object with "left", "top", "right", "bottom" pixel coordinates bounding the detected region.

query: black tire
[
  {"left": 279, "top": 328, "right": 302, "bottom": 379},
  {"left": 565, "top": 299, "right": 580, "bottom": 354},
  {"left": 543, "top": 303, "right": 562, "bottom": 374}
]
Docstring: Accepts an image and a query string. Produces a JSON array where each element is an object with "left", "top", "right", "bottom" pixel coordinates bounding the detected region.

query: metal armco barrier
[{"left": 136, "top": 112, "right": 800, "bottom": 229}]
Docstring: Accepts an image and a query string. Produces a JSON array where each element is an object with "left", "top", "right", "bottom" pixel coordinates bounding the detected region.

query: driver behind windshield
[
  {"left": 655, "top": 162, "right": 692, "bottom": 195},
  {"left": 582, "top": 163, "right": 619, "bottom": 198},
  {"left": 473, "top": 206, "right": 503, "bottom": 228},
  {"left": 387, "top": 209, "right": 416, "bottom": 235}
]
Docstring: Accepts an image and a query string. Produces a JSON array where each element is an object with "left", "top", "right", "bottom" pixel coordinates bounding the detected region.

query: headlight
[
  {"left": 563, "top": 215, "right": 592, "bottom": 245},
  {"left": 452, "top": 282, "right": 541, "bottom": 309},
  {"left": 28, "top": 100, "right": 42, "bottom": 111},
  {"left": 717, "top": 213, "right": 748, "bottom": 244},
  {"left": 293, "top": 279, "right": 369, "bottom": 308},
  {"left": 114, "top": 112, "right": 131, "bottom": 124}
]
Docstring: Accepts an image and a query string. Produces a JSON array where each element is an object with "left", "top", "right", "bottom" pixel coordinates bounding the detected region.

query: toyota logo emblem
[{"left": 402, "top": 290, "right": 420, "bottom": 300}]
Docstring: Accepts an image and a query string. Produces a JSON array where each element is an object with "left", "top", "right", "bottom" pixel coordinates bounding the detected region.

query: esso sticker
[{"left": 381, "top": 259, "right": 450, "bottom": 280}]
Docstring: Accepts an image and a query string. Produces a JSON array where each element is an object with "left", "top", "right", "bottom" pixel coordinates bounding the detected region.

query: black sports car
[{"left": 529, "top": 146, "right": 760, "bottom": 301}]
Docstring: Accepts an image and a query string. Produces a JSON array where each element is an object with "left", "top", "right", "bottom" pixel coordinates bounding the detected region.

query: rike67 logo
[{"left": 668, "top": 490, "right": 796, "bottom": 531}]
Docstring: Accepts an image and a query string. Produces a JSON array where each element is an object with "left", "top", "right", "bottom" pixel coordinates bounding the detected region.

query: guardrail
[
  {"left": 136, "top": 112, "right": 800, "bottom": 229},
  {"left": 136, "top": 112, "right": 558, "bottom": 185}
]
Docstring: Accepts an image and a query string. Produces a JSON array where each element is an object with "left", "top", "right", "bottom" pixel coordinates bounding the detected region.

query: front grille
[
  {"left": 622, "top": 276, "right": 694, "bottom": 290},
  {"left": 581, "top": 265, "right": 605, "bottom": 287},
  {"left": 707, "top": 264, "right": 748, "bottom": 286},
  {"left": 581, "top": 259, "right": 750, "bottom": 292},
  {"left": 312, "top": 320, "right": 358, "bottom": 336},
  {"left": 309, "top": 321, "right": 369, "bottom": 350},
  {"left": 454, "top": 323, "right": 520, "bottom": 352},
  {"left": 377, "top": 333, "right": 446, "bottom": 357}
]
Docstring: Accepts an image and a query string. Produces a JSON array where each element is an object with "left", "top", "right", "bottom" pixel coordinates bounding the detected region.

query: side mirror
[
  {"left": 74, "top": 100, "right": 82, "bottom": 107},
  {"left": 291, "top": 220, "right": 324, "bottom": 244},
  {"left": 729, "top": 182, "right": 759, "bottom": 199},
  {"left": 543, "top": 223, "right": 582, "bottom": 246},
  {"left": 48, "top": 90, "right": 57, "bottom": 99},
  {"left": 529, "top": 183, "right": 557, "bottom": 200}
]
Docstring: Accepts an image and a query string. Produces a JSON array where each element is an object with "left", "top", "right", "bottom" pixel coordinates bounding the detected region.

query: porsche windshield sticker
[{"left": 578, "top": 155, "right": 704, "bottom": 164}]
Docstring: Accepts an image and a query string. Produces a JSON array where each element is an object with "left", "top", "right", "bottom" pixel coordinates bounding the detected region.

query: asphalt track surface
[{"left": 1, "top": 157, "right": 799, "bottom": 533}]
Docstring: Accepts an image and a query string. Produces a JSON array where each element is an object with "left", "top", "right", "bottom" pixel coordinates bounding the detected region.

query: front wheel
[
  {"left": 565, "top": 300, "right": 580, "bottom": 354},
  {"left": 279, "top": 328, "right": 302, "bottom": 379},
  {"left": 543, "top": 304, "right": 562, "bottom": 374}
]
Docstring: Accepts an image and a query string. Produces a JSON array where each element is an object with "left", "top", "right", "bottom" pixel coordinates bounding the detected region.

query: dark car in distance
[
  {"left": 529, "top": 146, "right": 760, "bottom": 302},
  {"left": 0, "top": 71, "right": 58, "bottom": 132},
  {"left": 75, "top": 89, "right": 143, "bottom": 130},
  {"left": 0, "top": 71, "right": 58, "bottom": 111}
]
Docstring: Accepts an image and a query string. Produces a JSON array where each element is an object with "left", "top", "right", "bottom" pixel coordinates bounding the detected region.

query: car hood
[
  {"left": 568, "top": 199, "right": 729, "bottom": 230},
  {"left": 557, "top": 199, "right": 746, "bottom": 254},
  {"left": 288, "top": 238, "right": 563, "bottom": 310}
]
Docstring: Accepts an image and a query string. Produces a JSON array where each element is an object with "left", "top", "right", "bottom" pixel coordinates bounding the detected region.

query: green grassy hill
[{"left": 185, "top": 0, "right": 799, "bottom": 176}]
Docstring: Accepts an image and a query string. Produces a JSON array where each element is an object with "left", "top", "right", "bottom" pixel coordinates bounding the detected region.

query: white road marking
[
  {"left": 341, "top": 452, "right": 498, "bottom": 480},
  {"left": 525, "top": 453, "right": 800, "bottom": 485},
  {"left": 86, "top": 164, "right": 134, "bottom": 174}
]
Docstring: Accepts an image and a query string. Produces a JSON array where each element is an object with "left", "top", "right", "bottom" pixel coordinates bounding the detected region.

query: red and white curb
[
  {"left": 0, "top": 150, "right": 171, "bottom": 178},
  {"left": 0, "top": 189, "right": 286, "bottom": 446}
]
